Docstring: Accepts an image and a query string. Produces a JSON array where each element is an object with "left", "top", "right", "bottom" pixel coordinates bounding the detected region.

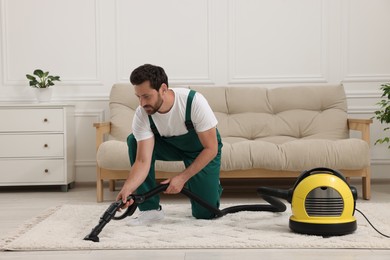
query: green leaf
[
  {"left": 29, "top": 80, "right": 38, "bottom": 86},
  {"left": 373, "top": 83, "right": 390, "bottom": 148},
  {"left": 48, "top": 75, "right": 60, "bottom": 81},
  {"left": 33, "top": 69, "right": 44, "bottom": 77},
  {"left": 26, "top": 74, "right": 36, "bottom": 80}
]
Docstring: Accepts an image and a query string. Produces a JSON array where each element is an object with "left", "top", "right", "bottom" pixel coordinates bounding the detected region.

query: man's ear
[{"left": 160, "top": 83, "right": 168, "bottom": 93}]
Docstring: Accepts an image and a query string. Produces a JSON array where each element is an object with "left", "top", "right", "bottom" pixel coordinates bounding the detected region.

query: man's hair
[{"left": 130, "top": 64, "right": 168, "bottom": 91}]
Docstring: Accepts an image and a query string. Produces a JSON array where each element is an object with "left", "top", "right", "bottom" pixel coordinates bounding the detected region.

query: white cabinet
[{"left": 0, "top": 104, "right": 75, "bottom": 191}]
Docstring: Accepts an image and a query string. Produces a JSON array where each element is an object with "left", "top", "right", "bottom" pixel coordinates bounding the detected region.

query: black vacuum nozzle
[{"left": 84, "top": 234, "right": 99, "bottom": 242}]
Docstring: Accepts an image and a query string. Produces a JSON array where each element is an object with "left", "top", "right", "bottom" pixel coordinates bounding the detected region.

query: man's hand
[
  {"left": 161, "top": 174, "right": 187, "bottom": 194},
  {"left": 116, "top": 186, "right": 134, "bottom": 210}
]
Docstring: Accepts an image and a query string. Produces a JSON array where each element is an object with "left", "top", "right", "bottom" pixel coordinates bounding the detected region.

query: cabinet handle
[
  {"left": 44, "top": 169, "right": 49, "bottom": 173},
  {"left": 43, "top": 118, "right": 48, "bottom": 123},
  {"left": 44, "top": 144, "right": 49, "bottom": 148}
]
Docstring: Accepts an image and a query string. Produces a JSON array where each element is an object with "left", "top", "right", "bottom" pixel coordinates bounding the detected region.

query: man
[{"left": 116, "top": 64, "right": 223, "bottom": 225}]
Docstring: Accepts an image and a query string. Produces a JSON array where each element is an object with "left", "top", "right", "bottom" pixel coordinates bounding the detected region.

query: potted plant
[
  {"left": 26, "top": 69, "right": 61, "bottom": 102},
  {"left": 373, "top": 83, "right": 390, "bottom": 148}
]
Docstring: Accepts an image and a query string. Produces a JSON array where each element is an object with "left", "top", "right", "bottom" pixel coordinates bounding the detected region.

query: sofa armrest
[
  {"left": 347, "top": 118, "right": 373, "bottom": 144},
  {"left": 93, "top": 122, "right": 111, "bottom": 151}
]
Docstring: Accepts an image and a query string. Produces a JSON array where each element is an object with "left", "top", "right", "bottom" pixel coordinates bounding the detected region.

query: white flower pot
[{"left": 34, "top": 88, "right": 53, "bottom": 102}]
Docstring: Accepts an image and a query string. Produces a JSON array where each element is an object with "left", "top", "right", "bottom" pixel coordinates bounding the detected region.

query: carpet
[{"left": 1, "top": 202, "right": 390, "bottom": 251}]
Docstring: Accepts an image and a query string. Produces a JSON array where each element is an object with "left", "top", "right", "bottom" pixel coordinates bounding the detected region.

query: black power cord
[{"left": 356, "top": 208, "right": 390, "bottom": 238}]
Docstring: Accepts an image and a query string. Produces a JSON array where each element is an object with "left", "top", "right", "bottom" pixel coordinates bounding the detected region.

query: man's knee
[
  {"left": 192, "top": 208, "right": 216, "bottom": 220},
  {"left": 191, "top": 200, "right": 220, "bottom": 220}
]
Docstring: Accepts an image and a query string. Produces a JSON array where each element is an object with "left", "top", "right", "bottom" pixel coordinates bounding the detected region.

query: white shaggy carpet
[{"left": 1, "top": 202, "right": 390, "bottom": 251}]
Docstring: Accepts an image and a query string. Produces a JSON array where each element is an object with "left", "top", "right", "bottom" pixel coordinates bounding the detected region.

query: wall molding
[
  {"left": 115, "top": 0, "right": 215, "bottom": 85},
  {"left": 372, "top": 159, "right": 390, "bottom": 165},
  {"left": 0, "top": 0, "right": 104, "bottom": 87},
  {"left": 227, "top": 0, "right": 328, "bottom": 84},
  {"left": 347, "top": 106, "right": 376, "bottom": 114},
  {"left": 74, "top": 108, "right": 105, "bottom": 122},
  {"left": 73, "top": 109, "right": 105, "bottom": 168},
  {"left": 0, "top": 93, "right": 110, "bottom": 103},
  {"left": 341, "top": 0, "right": 390, "bottom": 83},
  {"left": 345, "top": 90, "right": 381, "bottom": 99},
  {"left": 1, "top": 0, "right": 8, "bottom": 86},
  {"left": 75, "top": 159, "right": 96, "bottom": 167},
  {"left": 343, "top": 74, "right": 390, "bottom": 83}
]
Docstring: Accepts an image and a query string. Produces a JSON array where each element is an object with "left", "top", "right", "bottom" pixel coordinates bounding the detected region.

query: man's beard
[{"left": 143, "top": 95, "right": 163, "bottom": 115}]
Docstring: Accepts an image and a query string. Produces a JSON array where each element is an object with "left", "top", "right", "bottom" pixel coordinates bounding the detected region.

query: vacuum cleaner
[
  {"left": 84, "top": 167, "right": 357, "bottom": 242},
  {"left": 258, "top": 167, "right": 358, "bottom": 236}
]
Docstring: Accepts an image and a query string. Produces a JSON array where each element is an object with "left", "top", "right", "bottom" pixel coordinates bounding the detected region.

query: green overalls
[{"left": 127, "top": 90, "right": 223, "bottom": 219}]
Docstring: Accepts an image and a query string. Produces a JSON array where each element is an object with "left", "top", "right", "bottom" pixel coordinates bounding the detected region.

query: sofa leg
[
  {"left": 96, "top": 167, "right": 104, "bottom": 202},
  {"left": 362, "top": 177, "right": 371, "bottom": 200},
  {"left": 109, "top": 180, "right": 116, "bottom": 191},
  {"left": 97, "top": 179, "right": 103, "bottom": 202},
  {"left": 362, "top": 167, "right": 371, "bottom": 200}
]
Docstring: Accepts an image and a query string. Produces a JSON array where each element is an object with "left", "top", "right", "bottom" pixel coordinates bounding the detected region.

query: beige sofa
[{"left": 94, "top": 84, "right": 372, "bottom": 202}]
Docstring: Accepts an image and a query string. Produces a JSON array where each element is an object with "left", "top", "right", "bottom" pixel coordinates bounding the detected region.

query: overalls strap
[
  {"left": 184, "top": 90, "right": 196, "bottom": 131},
  {"left": 148, "top": 89, "right": 197, "bottom": 136},
  {"left": 148, "top": 116, "right": 160, "bottom": 136}
]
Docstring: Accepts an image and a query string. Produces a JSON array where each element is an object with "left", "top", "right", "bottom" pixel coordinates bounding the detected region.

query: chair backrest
[{"left": 109, "top": 83, "right": 138, "bottom": 141}]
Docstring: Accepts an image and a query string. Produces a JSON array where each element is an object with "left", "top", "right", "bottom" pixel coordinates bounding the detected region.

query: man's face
[{"left": 134, "top": 81, "right": 164, "bottom": 115}]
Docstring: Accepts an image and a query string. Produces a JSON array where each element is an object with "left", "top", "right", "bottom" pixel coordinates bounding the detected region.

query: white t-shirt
[{"left": 132, "top": 88, "right": 218, "bottom": 141}]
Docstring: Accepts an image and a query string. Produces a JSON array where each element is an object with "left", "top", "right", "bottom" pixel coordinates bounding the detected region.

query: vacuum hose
[
  {"left": 181, "top": 187, "right": 287, "bottom": 218},
  {"left": 84, "top": 184, "right": 287, "bottom": 242},
  {"left": 257, "top": 187, "right": 293, "bottom": 203}
]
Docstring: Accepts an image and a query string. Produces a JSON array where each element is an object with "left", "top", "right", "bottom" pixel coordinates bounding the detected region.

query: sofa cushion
[
  {"left": 190, "top": 85, "right": 349, "bottom": 140},
  {"left": 97, "top": 140, "right": 186, "bottom": 171},
  {"left": 96, "top": 140, "right": 130, "bottom": 170},
  {"left": 221, "top": 137, "right": 369, "bottom": 171},
  {"left": 97, "top": 138, "right": 369, "bottom": 172}
]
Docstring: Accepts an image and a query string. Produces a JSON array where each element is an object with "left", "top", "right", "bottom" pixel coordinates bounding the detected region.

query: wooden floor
[{"left": 1, "top": 179, "right": 390, "bottom": 259}]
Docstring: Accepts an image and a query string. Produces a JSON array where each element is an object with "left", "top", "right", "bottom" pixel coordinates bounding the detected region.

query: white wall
[{"left": 1, "top": 0, "right": 389, "bottom": 182}]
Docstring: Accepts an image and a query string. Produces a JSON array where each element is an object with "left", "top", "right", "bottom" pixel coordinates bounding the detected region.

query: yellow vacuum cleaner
[{"left": 258, "top": 167, "right": 357, "bottom": 236}]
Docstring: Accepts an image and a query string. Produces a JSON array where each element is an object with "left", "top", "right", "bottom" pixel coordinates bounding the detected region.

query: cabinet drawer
[
  {"left": 0, "top": 108, "right": 64, "bottom": 132},
  {"left": 0, "top": 134, "right": 64, "bottom": 157},
  {"left": 0, "top": 159, "right": 65, "bottom": 184}
]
